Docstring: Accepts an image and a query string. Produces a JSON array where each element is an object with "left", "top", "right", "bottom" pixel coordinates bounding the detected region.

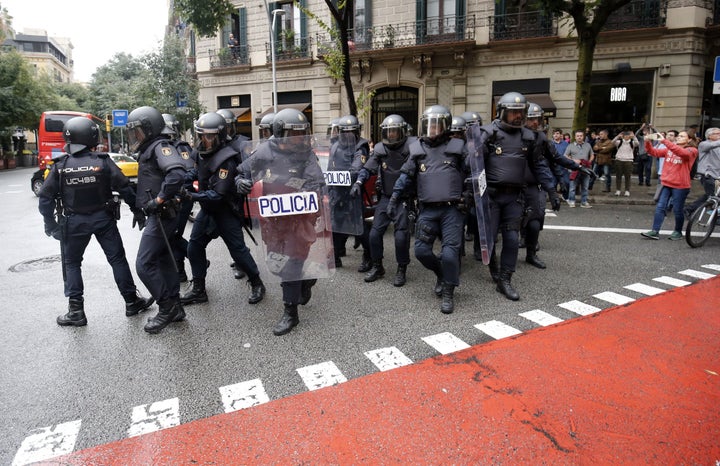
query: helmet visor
[
  {"left": 126, "top": 121, "right": 147, "bottom": 153},
  {"left": 421, "top": 115, "right": 448, "bottom": 138},
  {"left": 277, "top": 130, "right": 312, "bottom": 152}
]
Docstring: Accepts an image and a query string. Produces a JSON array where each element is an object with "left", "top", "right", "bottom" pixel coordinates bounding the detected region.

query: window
[{"left": 416, "top": 0, "right": 465, "bottom": 42}]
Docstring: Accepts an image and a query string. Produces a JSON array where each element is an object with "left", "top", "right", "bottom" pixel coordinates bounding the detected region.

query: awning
[
  {"left": 524, "top": 93, "right": 557, "bottom": 117},
  {"left": 225, "top": 107, "right": 251, "bottom": 123},
  {"left": 255, "top": 103, "right": 312, "bottom": 125}
]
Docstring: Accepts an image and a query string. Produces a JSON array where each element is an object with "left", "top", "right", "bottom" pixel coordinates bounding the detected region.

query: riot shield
[
  {"left": 242, "top": 136, "right": 334, "bottom": 283},
  {"left": 322, "top": 133, "right": 364, "bottom": 235},
  {"left": 466, "top": 125, "right": 494, "bottom": 265}
]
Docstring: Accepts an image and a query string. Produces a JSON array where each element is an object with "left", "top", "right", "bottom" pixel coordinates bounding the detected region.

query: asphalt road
[{"left": 1, "top": 166, "right": 718, "bottom": 464}]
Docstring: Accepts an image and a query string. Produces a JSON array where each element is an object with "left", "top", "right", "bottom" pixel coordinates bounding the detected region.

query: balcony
[
  {"left": 603, "top": 0, "right": 665, "bottom": 31},
  {"left": 489, "top": 10, "right": 556, "bottom": 42},
  {"left": 265, "top": 36, "right": 313, "bottom": 63},
  {"left": 209, "top": 45, "right": 250, "bottom": 70},
  {"left": 316, "top": 15, "right": 476, "bottom": 55}
]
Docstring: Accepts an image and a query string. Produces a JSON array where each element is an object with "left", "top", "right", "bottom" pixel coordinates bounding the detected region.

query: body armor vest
[
  {"left": 58, "top": 152, "right": 111, "bottom": 214},
  {"left": 172, "top": 140, "right": 196, "bottom": 170},
  {"left": 483, "top": 122, "right": 533, "bottom": 187},
  {"left": 136, "top": 137, "right": 187, "bottom": 208},
  {"left": 375, "top": 138, "right": 414, "bottom": 196},
  {"left": 410, "top": 138, "right": 465, "bottom": 203}
]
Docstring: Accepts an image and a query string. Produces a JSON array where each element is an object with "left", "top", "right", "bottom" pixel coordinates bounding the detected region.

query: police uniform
[
  {"left": 182, "top": 141, "right": 265, "bottom": 306},
  {"left": 135, "top": 135, "right": 188, "bottom": 332},
  {"left": 355, "top": 135, "right": 417, "bottom": 286},
  {"left": 391, "top": 135, "right": 468, "bottom": 313},
  {"left": 38, "top": 150, "right": 153, "bottom": 326},
  {"left": 170, "top": 137, "right": 198, "bottom": 281}
]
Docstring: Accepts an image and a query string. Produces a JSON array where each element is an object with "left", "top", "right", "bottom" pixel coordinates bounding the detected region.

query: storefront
[{"left": 588, "top": 69, "right": 655, "bottom": 135}]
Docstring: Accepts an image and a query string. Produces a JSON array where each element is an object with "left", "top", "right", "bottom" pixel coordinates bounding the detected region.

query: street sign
[
  {"left": 713, "top": 82, "right": 720, "bottom": 95},
  {"left": 714, "top": 56, "right": 720, "bottom": 82},
  {"left": 112, "top": 109, "right": 128, "bottom": 127}
]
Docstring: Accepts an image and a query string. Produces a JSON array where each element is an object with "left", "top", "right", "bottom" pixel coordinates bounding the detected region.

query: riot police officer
[
  {"left": 387, "top": 105, "right": 468, "bottom": 314},
  {"left": 236, "top": 108, "right": 327, "bottom": 336},
  {"left": 38, "top": 117, "right": 153, "bottom": 326},
  {"left": 327, "top": 118, "right": 340, "bottom": 145},
  {"left": 162, "top": 113, "right": 197, "bottom": 282},
  {"left": 352, "top": 114, "right": 417, "bottom": 286},
  {"left": 258, "top": 112, "right": 275, "bottom": 140},
  {"left": 475, "top": 92, "right": 557, "bottom": 301},
  {"left": 329, "top": 115, "right": 371, "bottom": 271},
  {"left": 128, "top": 105, "right": 189, "bottom": 333},
  {"left": 180, "top": 112, "right": 266, "bottom": 306},
  {"left": 218, "top": 108, "right": 252, "bottom": 280}
]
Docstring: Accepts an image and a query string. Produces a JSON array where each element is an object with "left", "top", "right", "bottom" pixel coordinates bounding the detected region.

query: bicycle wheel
[{"left": 685, "top": 201, "right": 718, "bottom": 248}]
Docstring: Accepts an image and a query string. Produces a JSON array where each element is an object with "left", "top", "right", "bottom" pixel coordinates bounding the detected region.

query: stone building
[{"left": 180, "top": 0, "right": 719, "bottom": 141}]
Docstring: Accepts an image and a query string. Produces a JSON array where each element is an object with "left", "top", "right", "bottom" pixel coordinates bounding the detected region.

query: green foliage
[
  {"left": 355, "top": 89, "right": 375, "bottom": 119},
  {"left": 299, "top": 3, "right": 345, "bottom": 81},
  {"left": 174, "top": 0, "right": 235, "bottom": 38}
]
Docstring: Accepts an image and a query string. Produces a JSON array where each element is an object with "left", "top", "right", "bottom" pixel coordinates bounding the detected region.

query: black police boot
[
  {"left": 123, "top": 291, "right": 155, "bottom": 317},
  {"left": 334, "top": 256, "right": 343, "bottom": 268},
  {"left": 496, "top": 269, "right": 520, "bottom": 301},
  {"left": 488, "top": 254, "right": 500, "bottom": 283},
  {"left": 247, "top": 275, "right": 266, "bottom": 304},
  {"left": 358, "top": 251, "right": 372, "bottom": 273},
  {"left": 525, "top": 246, "right": 546, "bottom": 269},
  {"left": 177, "top": 261, "right": 188, "bottom": 283},
  {"left": 393, "top": 264, "right": 407, "bottom": 287},
  {"left": 144, "top": 299, "right": 186, "bottom": 334},
  {"left": 180, "top": 278, "right": 208, "bottom": 305},
  {"left": 273, "top": 303, "right": 299, "bottom": 336},
  {"left": 300, "top": 279, "right": 317, "bottom": 305},
  {"left": 433, "top": 273, "right": 444, "bottom": 297},
  {"left": 231, "top": 262, "right": 246, "bottom": 280},
  {"left": 440, "top": 284, "right": 455, "bottom": 314},
  {"left": 57, "top": 298, "right": 87, "bottom": 327},
  {"left": 364, "top": 260, "right": 385, "bottom": 282}
]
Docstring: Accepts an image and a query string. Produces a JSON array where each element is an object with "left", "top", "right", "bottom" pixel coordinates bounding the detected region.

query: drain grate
[{"left": 9, "top": 255, "right": 61, "bottom": 273}]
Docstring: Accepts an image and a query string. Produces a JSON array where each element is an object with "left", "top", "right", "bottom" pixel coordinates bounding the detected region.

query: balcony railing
[
  {"left": 489, "top": 10, "right": 556, "bottom": 41},
  {"left": 603, "top": 0, "right": 665, "bottom": 31},
  {"left": 209, "top": 45, "right": 250, "bottom": 70},
  {"left": 316, "top": 15, "right": 475, "bottom": 55},
  {"left": 265, "top": 36, "right": 312, "bottom": 62}
]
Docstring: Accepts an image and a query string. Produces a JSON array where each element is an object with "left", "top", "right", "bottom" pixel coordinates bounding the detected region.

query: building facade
[
  {"left": 2, "top": 28, "right": 74, "bottom": 83},
  {"left": 184, "top": 0, "right": 718, "bottom": 141}
]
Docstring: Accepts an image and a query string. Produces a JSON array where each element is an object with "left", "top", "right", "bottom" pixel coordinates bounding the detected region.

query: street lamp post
[{"left": 270, "top": 9, "right": 286, "bottom": 114}]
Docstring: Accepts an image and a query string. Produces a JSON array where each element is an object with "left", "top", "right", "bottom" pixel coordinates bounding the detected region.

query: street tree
[{"left": 538, "top": 0, "right": 633, "bottom": 131}]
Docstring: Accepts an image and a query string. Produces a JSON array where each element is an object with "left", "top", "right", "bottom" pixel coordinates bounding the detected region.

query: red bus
[{"left": 37, "top": 111, "right": 107, "bottom": 170}]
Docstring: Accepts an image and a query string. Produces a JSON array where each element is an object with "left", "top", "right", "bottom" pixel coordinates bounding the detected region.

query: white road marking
[
  {"left": 219, "top": 379, "right": 270, "bottom": 413},
  {"left": 519, "top": 309, "right": 564, "bottom": 326},
  {"left": 12, "top": 420, "right": 81, "bottom": 466},
  {"left": 544, "top": 225, "right": 720, "bottom": 238},
  {"left": 701, "top": 264, "right": 720, "bottom": 271},
  {"left": 422, "top": 332, "right": 471, "bottom": 354},
  {"left": 128, "top": 398, "right": 180, "bottom": 437},
  {"left": 364, "top": 347, "right": 413, "bottom": 371},
  {"left": 474, "top": 320, "right": 522, "bottom": 340},
  {"left": 678, "top": 269, "right": 716, "bottom": 280},
  {"left": 558, "top": 300, "right": 601, "bottom": 316},
  {"left": 593, "top": 291, "right": 635, "bottom": 305},
  {"left": 653, "top": 276, "right": 691, "bottom": 287},
  {"left": 296, "top": 361, "right": 347, "bottom": 391},
  {"left": 624, "top": 283, "right": 666, "bottom": 296}
]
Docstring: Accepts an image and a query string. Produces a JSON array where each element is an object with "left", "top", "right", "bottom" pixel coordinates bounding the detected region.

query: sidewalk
[
  {"left": 588, "top": 178, "right": 706, "bottom": 206},
  {"left": 45, "top": 275, "right": 720, "bottom": 464}
]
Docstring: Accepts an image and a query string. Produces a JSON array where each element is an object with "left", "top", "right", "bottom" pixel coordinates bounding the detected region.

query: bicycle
[{"left": 685, "top": 180, "right": 720, "bottom": 248}]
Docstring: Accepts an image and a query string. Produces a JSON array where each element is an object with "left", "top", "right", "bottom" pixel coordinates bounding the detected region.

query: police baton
[{"left": 146, "top": 189, "right": 178, "bottom": 273}]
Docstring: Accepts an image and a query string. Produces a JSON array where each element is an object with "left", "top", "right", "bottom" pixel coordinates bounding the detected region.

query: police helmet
[
  {"left": 194, "top": 112, "right": 227, "bottom": 155},
  {"left": 338, "top": 115, "right": 361, "bottom": 133},
  {"left": 450, "top": 116, "right": 467, "bottom": 133},
  {"left": 525, "top": 102, "right": 545, "bottom": 131},
  {"left": 63, "top": 117, "right": 101, "bottom": 155},
  {"left": 127, "top": 106, "right": 165, "bottom": 152},
  {"left": 327, "top": 118, "right": 340, "bottom": 142},
  {"left": 216, "top": 108, "right": 238, "bottom": 139},
  {"left": 495, "top": 92, "right": 528, "bottom": 130},
  {"left": 460, "top": 111, "right": 482, "bottom": 127},
  {"left": 161, "top": 113, "right": 179, "bottom": 137},
  {"left": 420, "top": 105, "right": 452, "bottom": 140},
  {"left": 272, "top": 108, "right": 312, "bottom": 151},
  {"left": 380, "top": 114, "right": 408, "bottom": 149},
  {"left": 259, "top": 112, "right": 275, "bottom": 139}
]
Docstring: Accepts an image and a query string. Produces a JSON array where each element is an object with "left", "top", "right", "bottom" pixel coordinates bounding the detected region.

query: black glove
[
  {"left": 386, "top": 195, "right": 399, "bottom": 218},
  {"left": 549, "top": 191, "right": 561, "bottom": 212},
  {"left": 131, "top": 209, "right": 147, "bottom": 231},
  {"left": 349, "top": 182, "right": 362, "bottom": 198},
  {"left": 44, "top": 219, "right": 61, "bottom": 240},
  {"left": 235, "top": 176, "right": 253, "bottom": 195},
  {"left": 143, "top": 197, "right": 161, "bottom": 216},
  {"left": 579, "top": 166, "right": 596, "bottom": 180}
]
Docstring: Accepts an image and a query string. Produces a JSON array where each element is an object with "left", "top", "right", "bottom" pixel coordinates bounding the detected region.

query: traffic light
[{"left": 105, "top": 114, "right": 112, "bottom": 132}]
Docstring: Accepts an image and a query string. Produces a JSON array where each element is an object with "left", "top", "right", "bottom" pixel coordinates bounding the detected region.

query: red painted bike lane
[{"left": 46, "top": 276, "right": 720, "bottom": 464}]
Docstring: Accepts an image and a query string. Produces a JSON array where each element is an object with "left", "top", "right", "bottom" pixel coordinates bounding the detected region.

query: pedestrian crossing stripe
[{"left": 12, "top": 265, "right": 719, "bottom": 465}]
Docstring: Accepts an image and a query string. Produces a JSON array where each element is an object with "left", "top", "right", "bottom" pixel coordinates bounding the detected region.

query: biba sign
[{"left": 610, "top": 87, "right": 627, "bottom": 102}]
